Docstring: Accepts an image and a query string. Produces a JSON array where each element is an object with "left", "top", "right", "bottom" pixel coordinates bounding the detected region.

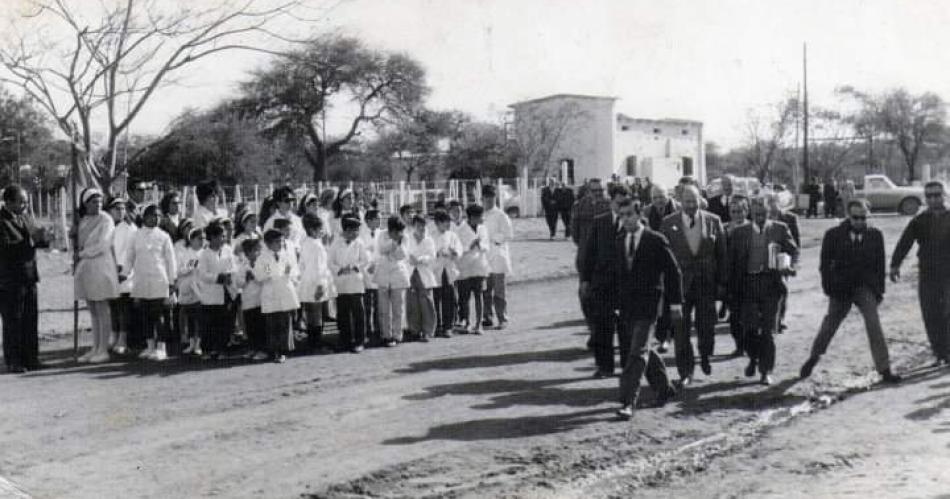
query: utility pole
[{"left": 802, "top": 42, "right": 810, "bottom": 183}]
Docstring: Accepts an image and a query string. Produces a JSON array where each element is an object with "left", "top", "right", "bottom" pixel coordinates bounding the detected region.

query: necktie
[
  {"left": 689, "top": 215, "right": 696, "bottom": 228},
  {"left": 627, "top": 232, "right": 636, "bottom": 269}
]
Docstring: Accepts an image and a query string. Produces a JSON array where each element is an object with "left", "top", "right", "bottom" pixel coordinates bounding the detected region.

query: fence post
[
  {"left": 420, "top": 180, "right": 428, "bottom": 215},
  {"left": 461, "top": 182, "right": 468, "bottom": 207},
  {"left": 254, "top": 184, "right": 260, "bottom": 207},
  {"left": 190, "top": 185, "right": 198, "bottom": 218}
]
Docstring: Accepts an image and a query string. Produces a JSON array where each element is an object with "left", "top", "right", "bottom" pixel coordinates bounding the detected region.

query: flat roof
[
  {"left": 616, "top": 113, "right": 703, "bottom": 126},
  {"left": 509, "top": 94, "right": 618, "bottom": 108}
]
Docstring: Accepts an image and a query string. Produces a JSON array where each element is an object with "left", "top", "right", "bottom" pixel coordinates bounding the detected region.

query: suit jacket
[
  {"left": 0, "top": 207, "right": 42, "bottom": 287},
  {"left": 541, "top": 186, "right": 557, "bottom": 211},
  {"left": 707, "top": 194, "right": 731, "bottom": 223},
  {"left": 660, "top": 210, "right": 726, "bottom": 294},
  {"left": 554, "top": 186, "right": 575, "bottom": 211},
  {"left": 776, "top": 211, "right": 801, "bottom": 249},
  {"left": 579, "top": 211, "right": 622, "bottom": 308},
  {"left": 820, "top": 220, "right": 885, "bottom": 300},
  {"left": 726, "top": 220, "right": 798, "bottom": 297},
  {"left": 617, "top": 227, "right": 683, "bottom": 319},
  {"left": 643, "top": 199, "right": 680, "bottom": 231}
]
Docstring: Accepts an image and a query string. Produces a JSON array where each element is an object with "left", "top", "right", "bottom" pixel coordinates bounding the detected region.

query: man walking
[
  {"left": 614, "top": 198, "right": 682, "bottom": 420},
  {"left": 707, "top": 174, "right": 734, "bottom": 223},
  {"left": 800, "top": 199, "right": 901, "bottom": 383},
  {"left": 643, "top": 183, "right": 680, "bottom": 352},
  {"left": 767, "top": 193, "right": 800, "bottom": 333},
  {"left": 661, "top": 185, "right": 727, "bottom": 386},
  {"left": 727, "top": 197, "right": 798, "bottom": 385},
  {"left": 572, "top": 179, "right": 611, "bottom": 345},
  {"left": 823, "top": 179, "right": 838, "bottom": 218},
  {"left": 0, "top": 185, "right": 48, "bottom": 373},
  {"left": 554, "top": 181, "right": 575, "bottom": 239},
  {"left": 579, "top": 185, "right": 631, "bottom": 377},
  {"left": 541, "top": 178, "right": 559, "bottom": 239},
  {"left": 890, "top": 181, "right": 950, "bottom": 366}
]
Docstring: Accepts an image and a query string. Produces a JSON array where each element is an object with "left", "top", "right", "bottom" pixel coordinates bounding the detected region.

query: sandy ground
[{"left": 1, "top": 215, "right": 946, "bottom": 498}]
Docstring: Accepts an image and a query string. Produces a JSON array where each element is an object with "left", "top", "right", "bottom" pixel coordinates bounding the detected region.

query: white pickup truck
[{"left": 857, "top": 174, "right": 925, "bottom": 215}]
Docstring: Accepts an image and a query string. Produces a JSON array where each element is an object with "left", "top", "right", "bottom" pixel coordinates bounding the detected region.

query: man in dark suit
[
  {"left": 642, "top": 183, "right": 680, "bottom": 352},
  {"left": 823, "top": 179, "right": 838, "bottom": 218},
  {"left": 613, "top": 198, "right": 682, "bottom": 420},
  {"left": 706, "top": 174, "right": 734, "bottom": 223},
  {"left": 889, "top": 180, "right": 950, "bottom": 366},
  {"left": 0, "top": 185, "right": 49, "bottom": 373},
  {"left": 554, "top": 181, "right": 575, "bottom": 239},
  {"left": 579, "top": 186, "right": 632, "bottom": 377},
  {"left": 800, "top": 199, "right": 901, "bottom": 383},
  {"left": 767, "top": 193, "right": 800, "bottom": 333},
  {"left": 541, "top": 178, "right": 559, "bottom": 239},
  {"left": 661, "top": 185, "right": 727, "bottom": 385},
  {"left": 727, "top": 197, "right": 798, "bottom": 385}
]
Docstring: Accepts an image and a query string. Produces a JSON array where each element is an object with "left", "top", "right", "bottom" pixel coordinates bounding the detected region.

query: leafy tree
[
  {"left": 0, "top": 85, "right": 54, "bottom": 186},
  {"left": 239, "top": 34, "right": 428, "bottom": 182},
  {"left": 445, "top": 121, "right": 517, "bottom": 179}
]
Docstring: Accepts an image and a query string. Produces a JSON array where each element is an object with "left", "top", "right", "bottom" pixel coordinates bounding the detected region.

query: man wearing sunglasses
[
  {"left": 800, "top": 199, "right": 900, "bottom": 383},
  {"left": 890, "top": 181, "right": 950, "bottom": 366}
]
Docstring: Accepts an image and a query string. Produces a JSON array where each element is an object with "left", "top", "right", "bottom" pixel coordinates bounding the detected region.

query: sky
[{"left": 4, "top": 0, "right": 950, "bottom": 149}]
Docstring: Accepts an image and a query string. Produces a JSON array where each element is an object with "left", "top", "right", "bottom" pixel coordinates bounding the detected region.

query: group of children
[{"left": 85, "top": 181, "right": 514, "bottom": 364}]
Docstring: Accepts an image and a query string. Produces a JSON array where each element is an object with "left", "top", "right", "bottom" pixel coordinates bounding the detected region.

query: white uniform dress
[
  {"left": 123, "top": 226, "right": 177, "bottom": 300},
  {"left": 297, "top": 236, "right": 333, "bottom": 304},
  {"left": 483, "top": 206, "right": 514, "bottom": 275},
  {"left": 112, "top": 220, "right": 137, "bottom": 295},
  {"left": 74, "top": 212, "right": 120, "bottom": 302}
]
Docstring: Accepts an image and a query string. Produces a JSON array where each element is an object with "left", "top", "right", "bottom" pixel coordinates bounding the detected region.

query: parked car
[
  {"left": 704, "top": 176, "right": 762, "bottom": 198},
  {"left": 856, "top": 174, "right": 925, "bottom": 215}
]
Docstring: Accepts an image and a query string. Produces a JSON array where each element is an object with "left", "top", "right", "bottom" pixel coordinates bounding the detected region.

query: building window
[
  {"left": 682, "top": 156, "right": 693, "bottom": 176},
  {"left": 559, "top": 158, "right": 575, "bottom": 186},
  {"left": 681, "top": 129, "right": 689, "bottom": 135},
  {"left": 621, "top": 125, "right": 630, "bottom": 131},
  {"left": 653, "top": 128, "right": 661, "bottom": 134},
  {"left": 625, "top": 156, "right": 638, "bottom": 177}
]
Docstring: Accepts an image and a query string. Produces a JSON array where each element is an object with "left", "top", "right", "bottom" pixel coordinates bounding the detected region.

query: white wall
[{"left": 613, "top": 118, "right": 705, "bottom": 185}]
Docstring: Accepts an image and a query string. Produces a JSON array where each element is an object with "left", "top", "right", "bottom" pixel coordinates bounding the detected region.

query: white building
[{"left": 509, "top": 94, "right": 705, "bottom": 187}]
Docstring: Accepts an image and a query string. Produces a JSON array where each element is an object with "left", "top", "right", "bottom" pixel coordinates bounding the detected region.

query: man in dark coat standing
[
  {"left": 800, "top": 199, "right": 900, "bottom": 383},
  {"left": 823, "top": 179, "right": 838, "bottom": 218},
  {"left": 727, "top": 197, "right": 798, "bottom": 385},
  {"left": 540, "top": 178, "right": 559, "bottom": 239},
  {"left": 613, "top": 198, "right": 682, "bottom": 420},
  {"left": 706, "top": 174, "right": 734, "bottom": 223},
  {"left": 0, "top": 185, "right": 48, "bottom": 373}
]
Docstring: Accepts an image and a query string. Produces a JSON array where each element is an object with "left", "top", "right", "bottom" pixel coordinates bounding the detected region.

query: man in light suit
[
  {"left": 613, "top": 198, "right": 683, "bottom": 420},
  {"left": 661, "top": 185, "right": 727, "bottom": 385},
  {"left": 727, "top": 197, "right": 798, "bottom": 385}
]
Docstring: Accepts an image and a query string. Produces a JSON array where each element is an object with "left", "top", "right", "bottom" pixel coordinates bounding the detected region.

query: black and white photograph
[{"left": 1, "top": 0, "right": 950, "bottom": 497}]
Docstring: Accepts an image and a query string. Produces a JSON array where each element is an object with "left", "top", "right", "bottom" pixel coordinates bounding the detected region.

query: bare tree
[
  {"left": 741, "top": 97, "right": 798, "bottom": 183},
  {"left": 511, "top": 101, "right": 587, "bottom": 178},
  {"left": 0, "top": 0, "right": 307, "bottom": 187}
]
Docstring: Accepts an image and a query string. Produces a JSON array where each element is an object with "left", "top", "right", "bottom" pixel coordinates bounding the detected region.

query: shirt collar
[{"left": 751, "top": 220, "right": 770, "bottom": 234}]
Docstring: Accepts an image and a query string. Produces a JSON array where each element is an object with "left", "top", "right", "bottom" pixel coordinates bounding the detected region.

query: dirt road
[{"left": 0, "top": 216, "right": 943, "bottom": 498}]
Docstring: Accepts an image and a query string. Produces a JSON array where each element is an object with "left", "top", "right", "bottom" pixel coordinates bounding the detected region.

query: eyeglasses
[
  {"left": 850, "top": 215, "right": 867, "bottom": 221},
  {"left": 925, "top": 193, "right": 944, "bottom": 198}
]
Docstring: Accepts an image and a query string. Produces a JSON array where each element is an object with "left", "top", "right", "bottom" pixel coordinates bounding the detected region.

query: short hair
[
  {"left": 448, "top": 199, "right": 462, "bottom": 209},
  {"left": 263, "top": 229, "right": 283, "bottom": 244},
  {"left": 159, "top": 190, "right": 180, "bottom": 214},
  {"left": 481, "top": 185, "right": 497, "bottom": 198},
  {"left": 847, "top": 199, "right": 871, "bottom": 212},
  {"left": 465, "top": 204, "right": 484, "bottom": 218},
  {"left": 749, "top": 196, "right": 768, "bottom": 209},
  {"left": 387, "top": 216, "right": 406, "bottom": 232},
  {"left": 432, "top": 209, "right": 451, "bottom": 223},
  {"left": 364, "top": 209, "right": 380, "bottom": 221},
  {"left": 650, "top": 183, "right": 668, "bottom": 196},
  {"left": 188, "top": 227, "right": 205, "bottom": 242},
  {"left": 608, "top": 183, "right": 631, "bottom": 200},
  {"left": 241, "top": 237, "right": 261, "bottom": 254},
  {"left": 341, "top": 215, "right": 361, "bottom": 231},
  {"left": 678, "top": 176, "right": 698, "bottom": 186},
  {"left": 924, "top": 180, "right": 945, "bottom": 191},
  {"left": 302, "top": 212, "right": 323, "bottom": 233},
  {"left": 142, "top": 204, "right": 161, "bottom": 219},
  {"left": 273, "top": 185, "right": 296, "bottom": 203},
  {"left": 410, "top": 214, "right": 427, "bottom": 227},
  {"left": 196, "top": 180, "right": 219, "bottom": 205},
  {"left": 729, "top": 194, "right": 750, "bottom": 209},
  {"left": 272, "top": 218, "right": 292, "bottom": 230},
  {"left": 617, "top": 197, "right": 637, "bottom": 211},
  {"left": 681, "top": 184, "right": 702, "bottom": 199},
  {"left": 399, "top": 204, "right": 415, "bottom": 216},
  {"left": 1, "top": 184, "right": 24, "bottom": 203},
  {"left": 205, "top": 222, "right": 225, "bottom": 238}
]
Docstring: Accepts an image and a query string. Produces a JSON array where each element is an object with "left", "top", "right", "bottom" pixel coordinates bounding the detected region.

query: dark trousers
[
  {"left": 179, "top": 303, "right": 201, "bottom": 340},
  {"left": 823, "top": 197, "right": 836, "bottom": 217},
  {"left": 457, "top": 277, "right": 485, "bottom": 326},
  {"left": 138, "top": 298, "right": 172, "bottom": 344},
  {"left": 778, "top": 278, "right": 789, "bottom": 328},
  {"left": 655, "top": 295, "right": 672, "bottom": 344},
  {"left": 483, "top": 272, "right": 507, "bottom": 323},
  {"left": 243, "top": 308, "right": 266, "bottom": 352},
  {"left": 109, "top": 294, "right": 133, "bottom": 335},
  {"left": 675, "top": 280, "right": 718, "bottom": 378},
  {"left": 127, "top": 298, "right": 145, "bottom": 350},
  {"left": 0, "top": 284, "right": 39, "bottom": 369},
  {"left": 201, "top": 304, "right": 232, "bottom": 353},
  {"left": 809, "top": 287, "right": 890, "bottom": 372},
  {"left": 363, "top": 289, "right": 379, "bottom": 341},
  {"left": 336, "top": 293, "right": 366, "bottom": 349},
  {"left": 544, "top": 209, "right": 559, "bottom": 237},
  {"left": 618, "top": 313, "right": 672, "bottom": 406},
  {"left": 302, "top": 302, "right": 324, "bottom": 350},
  {"left": 434, "top": 271, "right": 456, "bottom": 333},
  {"left": 728, "top": 298, "right": 745, "bottom": 353},
  {"left": 590, "top": 299, "right": 621, "bottom": 372},
  {"left": 919, "top": 278, "right": 950, "bottom": 360},
  {"left": 264, "top": 311, "right": 294, "bottom": 354},
  {"left": 558, "top": 208, "right": 572, "bottom": 238},
  {"left": 807, "top": 196, "right": 819, "bottom": 218},
  {"left": 741, "top": 273, "right": 784, "bottom": 374}
]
